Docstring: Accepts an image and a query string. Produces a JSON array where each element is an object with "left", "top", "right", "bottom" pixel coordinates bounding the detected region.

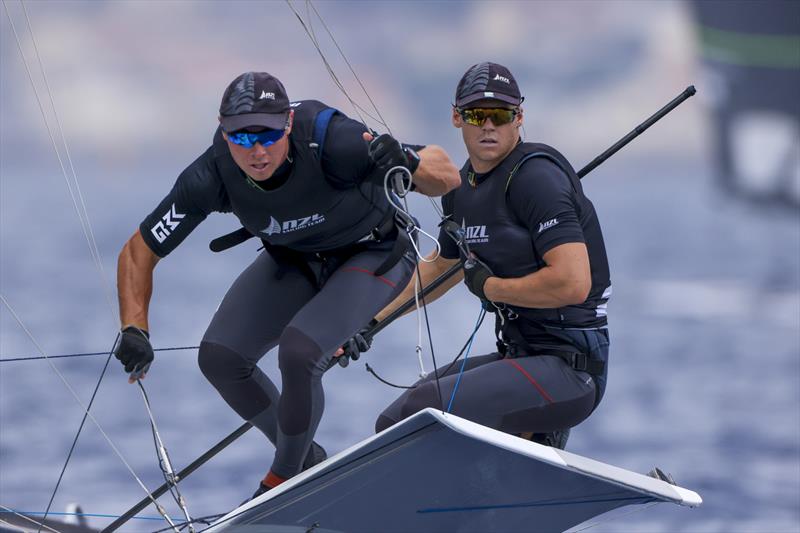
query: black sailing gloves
[
  {"left": 330, "top": 319, "right": 378, "bottom": 370},
  {"left": 367, "top": 133, "right": 420, "bottom": 175},
  {"left": 338, "top": 330, "right": 372, "bottom": 368},
  {"left": 463, "top": 254, "right": 495, "bottom": 302},
  {"left": 114, "top": 326, "right": 154, "bottom": 379}
]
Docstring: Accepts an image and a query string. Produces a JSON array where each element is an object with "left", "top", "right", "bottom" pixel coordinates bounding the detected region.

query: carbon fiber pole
[{"left": 102, "top": 422, "right": 252, "bottom": 533}]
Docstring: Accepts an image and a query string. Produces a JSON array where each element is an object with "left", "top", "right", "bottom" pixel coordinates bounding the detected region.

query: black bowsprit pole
[
  {"left": 577, "top": 85, "right": 696, "bottom": 178},
  {"left": 103, "top": 422, "right": 252, "bottom": 532}
]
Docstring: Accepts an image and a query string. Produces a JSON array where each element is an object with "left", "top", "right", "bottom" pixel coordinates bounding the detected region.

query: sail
[{"left": 206, "top": 408, "right": 701, "bottom": 532}]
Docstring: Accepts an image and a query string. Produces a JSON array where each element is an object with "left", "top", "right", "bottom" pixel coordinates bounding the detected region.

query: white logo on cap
[
  {"left": 483, "top": 91, "right": 495, "bottom": 98},
  {"left": 493, "top": 74, "right": 510, "bottom": 84},
  {"left": 259, "top": 90, "right": 275, "bottom": 100}
]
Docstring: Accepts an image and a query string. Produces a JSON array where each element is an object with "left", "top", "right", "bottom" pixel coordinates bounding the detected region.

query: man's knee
[
  {"left": 198, "top": 341, "right": 253, "bottom": 385},
  {"left": 278, "top": 326, "right": 325, "bottom": 380}
]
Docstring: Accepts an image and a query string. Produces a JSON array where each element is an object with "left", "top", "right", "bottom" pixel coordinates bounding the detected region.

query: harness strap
[
  {"left": 209, "top": 227, "right": 254, "bottom": 252},
  {"left": 494, "top": 312, "right": 605, "bottom": 375}
]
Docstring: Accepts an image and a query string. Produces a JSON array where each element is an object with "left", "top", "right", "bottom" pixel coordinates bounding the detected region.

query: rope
[
  {"left": 0, "top": 297, "right": 177, "bottom": 529},
  {"left": 40, "top": 335, "right": 117, "bottom": 528},
  {"left": 0, "top": 345, "right": 200, "bottom": 363},
  {"left": 446, "top": 307, "right": 485, "bottom": 413}
]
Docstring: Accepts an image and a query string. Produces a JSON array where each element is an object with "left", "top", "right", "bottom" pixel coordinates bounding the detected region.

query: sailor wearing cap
[
  {"left": 113, "top": 71, "right": 459, "bottom": 499},
  {"left": 373, "top": 62, "right": 612, "bottom": 449}
]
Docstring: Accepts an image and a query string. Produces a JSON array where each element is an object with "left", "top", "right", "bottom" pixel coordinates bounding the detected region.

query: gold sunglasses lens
[{"left": 461, "top": 108, "right": 516, "bottom": 126}]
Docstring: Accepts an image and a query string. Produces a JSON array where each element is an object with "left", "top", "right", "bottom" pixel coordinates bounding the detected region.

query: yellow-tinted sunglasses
[{"left": 458, "top": 107, "right": 518, "bottom": 127}]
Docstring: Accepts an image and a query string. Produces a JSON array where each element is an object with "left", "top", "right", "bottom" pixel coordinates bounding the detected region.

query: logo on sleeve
[
  {"left": 537, "top": 217, "right": 559, "bottom": 234},
  {"left": 151, "top": 204, "right": 185, "bottom": 243},
  {"left": 260, "top": 213, "right": 325, "bottom": 236}
]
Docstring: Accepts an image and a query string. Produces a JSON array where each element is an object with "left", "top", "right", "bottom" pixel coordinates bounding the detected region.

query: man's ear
[
  {"left": 515, "top": 107, "right": 524, "bottom": 128},
  {"left": 285, "top": 109, "right": 295, "bottom": 135},
  {"left": 452, "top": 107, "right": 462, "bottom": 129}
]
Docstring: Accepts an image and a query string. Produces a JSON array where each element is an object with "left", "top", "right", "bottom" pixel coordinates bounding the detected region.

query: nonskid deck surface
[{"left": 206, "top": 408, "right": 702, "bottom": 533}]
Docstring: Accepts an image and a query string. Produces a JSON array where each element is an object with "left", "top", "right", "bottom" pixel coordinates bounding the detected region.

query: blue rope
[
  {"left": 446, "top": 307, "right": 485, "bottom": 413},
  {"left": 0, "top": 510, "right": 163, "bottom": 521}
]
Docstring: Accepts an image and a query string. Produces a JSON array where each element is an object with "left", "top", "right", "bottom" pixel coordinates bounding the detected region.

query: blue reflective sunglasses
[{"left": 226, "top": 129, "right": 285, "bottom": 148}]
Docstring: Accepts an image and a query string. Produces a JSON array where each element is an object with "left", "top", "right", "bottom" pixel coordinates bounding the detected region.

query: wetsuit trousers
[
  {"left": 199, "top": 249, "right": 414, "bottom": 479},
  {"left": 376, "top": 328, "right": 609, "bottom": 436}
]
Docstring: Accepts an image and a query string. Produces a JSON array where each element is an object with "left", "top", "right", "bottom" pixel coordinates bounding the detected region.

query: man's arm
[
  {"left": 375, "top": 252, "right": 462, "bottom": 322},
  {"left": 409, "top": 145, "right": 461, "bottom": 197},
  {"left": 482, "top": 242, "right": 591, "bottom": 308},
  {"left": 117, "top": 229, "right": 161, "bottom": 331}
]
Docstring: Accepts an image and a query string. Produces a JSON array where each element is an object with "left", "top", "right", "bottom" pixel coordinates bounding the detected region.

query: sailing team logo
[
  {"left": 261, "top": 213, "right": 325, "bottom": 236},
  {"left": 538, "top": 217, "right": 559, "bottom": 233},
  {"left": 461, "top": 218, "right": 489, "bottom": 244},
  {"left": 151, "top": 203, "right": 185, "bottom": 243}
]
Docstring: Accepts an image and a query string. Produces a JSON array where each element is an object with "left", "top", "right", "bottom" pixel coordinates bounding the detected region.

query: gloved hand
[
  {"left": 331, "top": 319, "right": 377, "bottom": 369},
  {"left": 463, "top": 253, "right": 494, "bottom": 302},
  {"left": 367, "top": 133, "right": 419, "bottom": 174},
  {"left": 114, "top": 326, "right": 154, "bottom": 382}
]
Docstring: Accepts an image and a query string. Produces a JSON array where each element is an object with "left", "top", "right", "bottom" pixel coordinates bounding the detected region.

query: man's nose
[
  {"left": 251, "top": 142, "right": 268, "bottom": 155},
  {"left": 482, "top": 118, "right": 497, "bottom": 130}
]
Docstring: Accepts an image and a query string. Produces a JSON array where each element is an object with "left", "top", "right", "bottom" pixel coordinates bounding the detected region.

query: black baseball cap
[
  {"left": 454, "top": 62, "right": 523, "bottom": 108},
  {"left": 219, "top": 72, "right": 291, "bottom": 132}
]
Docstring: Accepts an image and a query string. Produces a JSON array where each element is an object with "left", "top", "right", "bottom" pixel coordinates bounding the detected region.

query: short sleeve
[
  {"left": 139, "top": 147, "right": 228, "bottom": 257},
  {"left": 507, "top": 158, "right": 584, "bottom": 256}
]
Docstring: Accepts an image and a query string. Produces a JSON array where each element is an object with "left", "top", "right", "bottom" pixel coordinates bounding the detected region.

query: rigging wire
[
  {"left": 0, "top": 505, "right": 61, "bottom": 533},
  {"left": 284, "top": 0, "right": 446, "bottom": 403},
  {"left": 0, "top": 345, "right": 200, "bottom": 363},
  {"left": 0, "top": 295, "right": 180, "bottom": 531},
  {"left": 4, "top": 2, "right": 189, "bottom": 528},
  {"left": 39, "top": 336, "right": 117, "bottom": 530},
  {"left": 138, "top": 381, "right": 195, "bottom": 532},
  {"left": 446, "top": 306, "right": 485, "bottom": 413}
]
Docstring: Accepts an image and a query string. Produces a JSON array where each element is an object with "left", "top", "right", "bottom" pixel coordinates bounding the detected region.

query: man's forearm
[
  {"left": 117, "top": 230, "right": 160, "bottom": 330},
  {"left": 374, "top": 254, "right": 462, "bottom": 322},
  {"left": 411, "top": 145, "right": 461, "bottom": 196}
]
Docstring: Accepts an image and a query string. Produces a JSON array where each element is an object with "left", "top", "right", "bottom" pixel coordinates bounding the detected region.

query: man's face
[
  {"left": 221, "top": 111, "right": 293, "bottom": 182},
  {"left": 452, "top": 99, "right": 522, "bottom": 172}
]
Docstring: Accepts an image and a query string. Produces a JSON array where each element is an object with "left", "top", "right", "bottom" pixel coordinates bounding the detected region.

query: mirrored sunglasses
[
  {"left": 226, "top": 129, "right": 285, "bottom": 148},
  {"left": 459, "top": 108, "right": 518, "bottom": 127}
]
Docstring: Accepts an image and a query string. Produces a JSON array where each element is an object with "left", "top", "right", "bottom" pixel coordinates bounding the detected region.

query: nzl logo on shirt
[
  {"left": 261, "top": 213, "right": 325, "bottom": 236},
  {"left": 461, "top": 219, "right": 489, "bottom": 244},
  {"left": 151, "top": 204, "right": 185, "bottom": 243}
]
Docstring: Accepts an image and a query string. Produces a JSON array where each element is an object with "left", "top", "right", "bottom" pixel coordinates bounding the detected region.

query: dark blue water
[{"left": 1, "top": 2, "right": 799, "bottom": 532}]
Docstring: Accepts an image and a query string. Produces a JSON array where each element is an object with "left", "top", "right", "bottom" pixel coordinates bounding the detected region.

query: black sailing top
[
  {"left": 140, "top": 100, "right": 394, "bottom": 257},
  {"left": 438, "top": 142, "right": 611, "bottom": 348}
]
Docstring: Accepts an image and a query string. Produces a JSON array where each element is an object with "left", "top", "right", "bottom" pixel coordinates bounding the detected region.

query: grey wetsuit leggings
[
  {"left": 376, "top": 328, "right": 609, "bottom": 436},
  {"left": 199, "top": 249, "right": 414, "bottom": 479}
]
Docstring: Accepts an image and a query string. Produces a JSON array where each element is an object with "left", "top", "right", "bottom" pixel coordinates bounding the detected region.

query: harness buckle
[{"left": 571, "top": 353, "right": 590, "bottom": 372}]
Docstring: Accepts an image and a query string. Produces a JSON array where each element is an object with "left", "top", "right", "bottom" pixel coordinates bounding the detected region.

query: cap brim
[
  {"left": 220, "top": 112, "right": 288, "bottom": 132},
  {"left": 456, "top": 92, "right": 521, "bottom": 107}
]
